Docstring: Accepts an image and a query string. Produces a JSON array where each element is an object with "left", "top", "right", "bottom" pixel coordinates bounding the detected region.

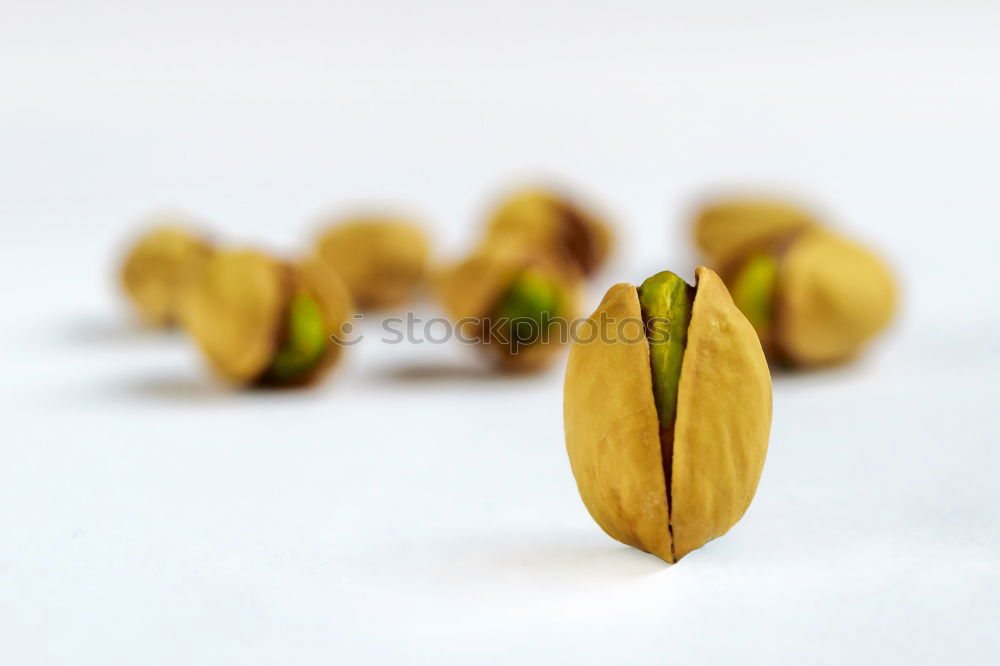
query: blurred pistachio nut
[
  {"left": 315, "top": 217, "right": 430, "bottom": 310},
  {"left": 183, "top": 250, "right": 353, "bottom": 387},
  {"left": 692, "top": 198, "right": 816, "bottom": 266},
  {"left": 120, "top": 225, "right": 213, "bottom": 327},
  {"left": 722, "top": 228, "right": 896, "bottom": 367},
  {"left": 564, "top": 267, "right": 771, "bottom": 562},
  {"left": 435, "top": 241, "right": 581, "bottom": 372},
  {"left": 484, "top": 188, "right": 613, "bottom": 277}
]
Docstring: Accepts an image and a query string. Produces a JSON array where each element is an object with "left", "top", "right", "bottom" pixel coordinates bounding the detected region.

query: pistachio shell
[
  {"left": 485, "top": 188, "right": 612, "bottom": 276},
  {"left": 182, "top": 250, "right": 288, "bottom": 384},
  {"left": 120, "top": 225, "right": 213, "bottom": 327},
  {"left": 670, "top": 267, "right": 772, "bottom": 559},
  {"left": 315, "top": 218, "right": 429, "bottom": 310},
  {"left": 563, "top": 283, "right": 673, "bottom": 561},
  {"left": 435, "top": 239, "right": 581, "bottom": 372},
  {"left": 564, "top": 267, "right": 772, "bottom": 562},
  {"left": 693, "top": 198, "right": 815, "bottom": 266},
  {"left": 291, "top": 254, "right": 355, "bottom": 383},
  {"left": 493, "top": 280, "right": 579, "bottom": 373},
  {"left": 434, "top": 240, "right": 526, "bottom": 332},
  {"left": 778, "top": 229, "right": 896, "bottom": 367},
  {"left": 183, "top": 250, "right": 353, "bottom": 386}
]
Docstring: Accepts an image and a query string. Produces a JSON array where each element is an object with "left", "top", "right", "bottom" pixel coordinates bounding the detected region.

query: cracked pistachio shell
[
  {"left": 484, "top": 188, "right": 613, "bottom": 277},
  {"left": 288, "top": 255, "right": 355, "bottom": 384},
  {"left": 434, "top": 239, "right": 581, "bottom": 372},
  {"left": 120, "top": 226, "right": 213, "bottom": 327},
  {"left": 776, "top": 229, "right": 896, "bottom": 367},
  {"left": 182, "top": 250, "right": 353, "bottom": 386},
  {"left": 693, "top": 198, "right": 816, "bottom": 266},
  {"left": 564, "top": 267, "right": 771, "bottom": 562},
  {"left": 315, "top": 218, "right": 429, "bottom": 310}
]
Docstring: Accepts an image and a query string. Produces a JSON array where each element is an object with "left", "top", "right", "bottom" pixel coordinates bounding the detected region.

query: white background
[{"left": 2, "top": 1, "right": 999, "bottom": 664}]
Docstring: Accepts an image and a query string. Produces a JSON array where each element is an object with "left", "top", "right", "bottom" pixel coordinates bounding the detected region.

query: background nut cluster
[
  {"left": 116, "top": 187, "right": 900, "bottom": 561},
  {"left": 693, "top": 198, "right": 897, "bottom": 367}
]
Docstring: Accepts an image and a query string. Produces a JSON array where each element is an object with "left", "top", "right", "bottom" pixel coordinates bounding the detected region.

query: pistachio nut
[
  {"left": 719, "top": 227, "right": 896, "bottom": 367},
  {"left": 120, "top": 225, "right": 213, "bottom": 327},
  {"left": 564, "top": 267, "right": 771, "bottom": 562},
  {"left": 182, "top": 249, "right": 353, "bottom": 387},
  {"left": 435, "top": 240, "right": 581, "bottom": 372},
  {"left": 692, "top": 198, "right": 816, "bottom": 266},
  {"left": 315, "top": 217, "right": 430, "bottom": 310},
  {"left": 484, "top": 187, "right": 613, "bottom": 277}
]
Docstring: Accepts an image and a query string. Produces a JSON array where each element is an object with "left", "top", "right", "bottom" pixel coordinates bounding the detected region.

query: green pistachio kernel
[
  {"left": 265, "top": 293, "right": 328, "bottom": 384},
  {"left": 637, "top": 271, "right": 695, "bottom": 434},
  {"left": 492, "top": 269, "right": 562, "bottom": 351},
  {"left": 729, "top": 253, "right": 778, "bottom": 335}
]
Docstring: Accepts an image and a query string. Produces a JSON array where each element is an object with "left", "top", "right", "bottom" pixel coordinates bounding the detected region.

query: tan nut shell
[
  {"left": 434, "top": 239, "right": 581, "bottom": 372},
  {"left": 777, "top": 229, "right": 896, "bottom": 367},
  {"left": 485, "top": 188, "right": 612, "bottom": 277},
  {"left": 563, "top": 283, "right": 673, "bottom": 559},
  {"left": 290, "top": 255, "right": 355, "bottom": 384},
  {"left": 693, "top": 198, "right": 815, "bottom": 266},
  {"left": 670, "top": 268, "right": 772, "bottom": 559},
  {"left": 315, "top": 218, "right": 429, "bottom": 310},
  {"left": 183, "top": 249, "right": 353, "bottom": 385},
  {"left": 564, "top": 267, "right": 771, "bottom": 562},
  {"left": 120, "top": 226, "right": 213, "bottom": 327}
]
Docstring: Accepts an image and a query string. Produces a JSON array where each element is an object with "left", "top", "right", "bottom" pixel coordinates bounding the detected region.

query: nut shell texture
[
  {"left": 293, "top": 255, "right": 354, "bottom": 382},
  {"left": 563, "top": 283, "right": 673, "bottom": 561},
  {"left": 183, "top": 250, "right": 287, "bottom": 383},
  {"left": 486, "top": 188, "right": 611, "bottom": 276},
  {"left": 435, "top": 240, "right": 581, "bottom": 371},
  {"left": 671, "top": 267, "right": 772, "bottom": 559},
  {"left": 120, "top": 226, "right": 212, "bottom": 326},
  {"left": 694, "top": 199, "right": 815, "bottom": 265},
  {"left": 316, "top": 219, "right": 429, "bottom": 310},
  {"left": 434, "top": 241, "right": 526, "bottom": 329},
  {"left": 779, "top": 229, "right": 896, "bottom": 366}
]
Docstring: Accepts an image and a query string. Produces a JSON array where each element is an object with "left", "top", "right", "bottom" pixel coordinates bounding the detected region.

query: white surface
[{"left": 2, "top": 1, "right": 999, "bottom": 664}]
